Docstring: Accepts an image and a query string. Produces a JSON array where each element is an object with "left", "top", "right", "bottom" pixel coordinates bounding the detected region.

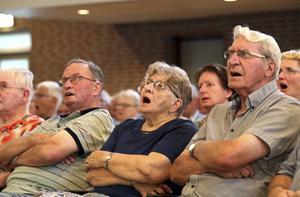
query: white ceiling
[{"left": 0, "top": 0, "right": 299, "bottom": 24}]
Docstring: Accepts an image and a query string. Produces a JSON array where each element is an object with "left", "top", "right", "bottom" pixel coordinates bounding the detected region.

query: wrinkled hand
[
  {"left": 268, "top": 187, "right": 295, "bottom": 197},
  {"left": 85, "top": 150, "right": 108, "bottom": 169},
  {"left": 62, "top": 154, "right": 76, "bottom": 165},
  {"left": 86, "top": 168, "right": 103, "bottom": 186},
  {"left": 215, "top": 164, "right": 255, "bottom": 179},
  {"left": 133, "top": 182, "right": 173, "bottom": 197}
]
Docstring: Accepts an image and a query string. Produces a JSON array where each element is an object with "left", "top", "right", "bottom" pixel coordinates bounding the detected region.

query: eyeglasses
[
  {"left": 0, "top": 81, "right": 23, "bottom": 91},
  {"left": 115, "top": 103, "right": 136, "bottom": 109},
  {"left": 138, "top": 79, "right": 179, "bottom": 98},
  {"left": 279, "top": 67, "right": 300, "bottom": 75},
  {"left": 34, "top": 93, "right": 52, "bottom": 99},
  {"left": 58, "top": 74, "right": 97, "bottom": 87},
  {"left": 224, "top": 49, "right": 268, "bottom": 60}
]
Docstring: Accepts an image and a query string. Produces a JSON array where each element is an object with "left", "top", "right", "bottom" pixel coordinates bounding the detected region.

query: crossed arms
[{"left": 170, "top": 133, "right": 270, "bottom": 186}]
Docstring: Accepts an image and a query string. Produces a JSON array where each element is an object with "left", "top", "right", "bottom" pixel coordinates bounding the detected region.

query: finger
[
  {"left": 153, "top": 187, "right": 166, "bottom": 194},
  {"left": 159, "top": 184, "right": 173, "bottom": 194}
]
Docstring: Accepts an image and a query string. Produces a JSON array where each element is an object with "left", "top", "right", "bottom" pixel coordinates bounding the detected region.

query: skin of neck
[
  {"left": 143, "top": 112, "right": 178, "bottom": 131},
  {"left": 0, "top": 106, "right": 28, "bottom": 127}
]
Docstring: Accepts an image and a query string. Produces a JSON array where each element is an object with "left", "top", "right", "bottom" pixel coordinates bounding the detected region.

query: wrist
[{"left": 104, "top": 152, "right": 112, "bottom": 169}]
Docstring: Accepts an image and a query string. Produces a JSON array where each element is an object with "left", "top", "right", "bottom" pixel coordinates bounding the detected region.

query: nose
[{"left": 143, "top": 82, "right": 154, "bottom": 92}]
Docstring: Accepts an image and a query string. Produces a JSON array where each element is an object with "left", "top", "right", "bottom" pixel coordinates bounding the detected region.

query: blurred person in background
[
  {"left": 33, "top": 81, "right": 63, "bottom": 119},
  {"left": 113, "top": 89, "right": 140, "bottom": 125},
  {"left": 182, "top": 84, "right": 203, "bottom": 122}
]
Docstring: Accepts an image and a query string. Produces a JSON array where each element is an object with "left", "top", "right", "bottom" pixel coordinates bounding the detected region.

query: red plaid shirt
[{"left": 0, "top": 115, "right": 44, "bottom": 145}]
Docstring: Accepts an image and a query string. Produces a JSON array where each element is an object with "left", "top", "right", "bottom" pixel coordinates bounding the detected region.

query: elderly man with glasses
[
  {"left": 170, "top": 25, "right": 300, "bottom": 197},
  {"left": 0, "top": 58, "right": 114, "bottom": 195},
  {"left": 0, "top": 69, "right": 44, "bottom": 189}
]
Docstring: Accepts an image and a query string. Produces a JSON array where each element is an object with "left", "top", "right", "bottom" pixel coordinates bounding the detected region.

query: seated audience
[
  {"left": 0, "top": 58, "right": 114, "bottom": 195},
  {"left": 170, "top": 25, "right": 300, "bottom": 197},
  {"left": 113, "top": 89, "right": 141, "bottom": 125},
  {"left": 100, "top": 89, "right": 112, "bottom": 111},
  {"left": 0, "top": 69, "right": 44, "bottom": 188},
  {"left": 278, "top": 49, "right": 300, "bottom": 100},
  {"left": 33, "top": 81, "right": 63, "bottom": 119},
  {"left": 84, "top": 61, "right": 197, "bottom": 197},
  {"left": 182, "top": 84, "right": 202, "bottom": 122}
]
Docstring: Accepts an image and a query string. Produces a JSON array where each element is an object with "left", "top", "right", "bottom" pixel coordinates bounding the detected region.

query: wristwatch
[
  {"left": 104, "top": 152, "right": 112, "bottom": 169},
  {"left": 188, "top": 143, "right": 197, "bottom": 157}
]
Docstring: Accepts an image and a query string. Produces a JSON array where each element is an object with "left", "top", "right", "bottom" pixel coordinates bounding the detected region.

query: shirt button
[
  {"left": 191, "top": 185, "right": 195, "bottom": 188},
  {"left": 230, "top": 129, "right": 234, "bottom": 132}
]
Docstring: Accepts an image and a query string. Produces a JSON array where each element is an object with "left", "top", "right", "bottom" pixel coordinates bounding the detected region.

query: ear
[
  {"left": 92, "top": 82, "right": 103, "bottom": 96},
  {"left": 21, "top": 89, "right": 30, "bottom": 104},
  {"left": 169, "top": 98, "right": 183, "bottom": 113},
  {"left": 265, "top": 60, "right": 276, "bottom": 78},
  {"left": 224, "top": 89, "right": 233, "bottom": 99}
]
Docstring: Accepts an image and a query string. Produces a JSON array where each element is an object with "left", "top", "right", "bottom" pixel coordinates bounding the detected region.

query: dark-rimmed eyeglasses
[
  {"left": 0, "top": 81, "right": 23, "bottom": 91},
  {"left": 58, "top": 74, "right": 97, "bottom": 87},
  {"left": 138, "top": 79, "right": 179, "bottom": 98},
  {"left": 224, "top": 49, "right": 268, "bottom": 60}
]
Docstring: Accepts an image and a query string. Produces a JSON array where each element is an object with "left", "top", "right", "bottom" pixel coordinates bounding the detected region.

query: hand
[
  {"left": 62, "top": 154, "right": 76, "bottom": 165},
  {"left": 268, "top": 187, "right": 295, "bottom": 197},
  {"left": 214, "top": 164, "right": 255, "bottom": 179},
  {"left": 133, "top": 182, "right": 173, "bottom": 197},
  {"left": 86, "top": 168, "right": 103, "bottom": 186},
  {"left": 85, "top": 150, "right": 108, "bottom": 169}
]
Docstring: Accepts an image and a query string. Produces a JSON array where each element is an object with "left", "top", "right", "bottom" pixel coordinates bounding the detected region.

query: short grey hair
[
  {"left": 36, "top": 81, "right": 63, "bottom": 112},
  {"left": 233, "top": 25, "right": 281, "bottom": 78},
  {"left": 65, "top": 58, "right": 104, "bottom": 84},
  {"left": 0, "top": 69, "right": 34, "bottom": 107},
  {"left": 142, "top": 61, "right": 192, "bottom": 115},
  {"left": 115, "top": 89, "right": 140, "bottom": 107}
]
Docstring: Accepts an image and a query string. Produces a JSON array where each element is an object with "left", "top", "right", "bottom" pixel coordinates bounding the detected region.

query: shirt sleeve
[
  {"left": 65, "top": 109, "right": 114, "bottom": 155},
  {"left": 245, "top": 101, "right": 300, "bottom": 159}
]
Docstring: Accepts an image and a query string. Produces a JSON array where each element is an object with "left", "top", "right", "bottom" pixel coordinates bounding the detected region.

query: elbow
[{"left": 170, "top": 167, "right": 187, "bottom": 186}]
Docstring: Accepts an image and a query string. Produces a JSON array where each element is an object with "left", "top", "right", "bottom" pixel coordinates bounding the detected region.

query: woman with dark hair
[{"left": 195, "top": 63, "right": 232, "bottom": 115}]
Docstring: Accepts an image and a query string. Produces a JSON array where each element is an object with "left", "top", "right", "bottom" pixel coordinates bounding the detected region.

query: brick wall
[{"left": 12, "top": 9, "right": 300, "bottom": 94}]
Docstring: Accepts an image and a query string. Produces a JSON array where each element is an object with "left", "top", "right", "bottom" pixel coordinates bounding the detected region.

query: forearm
[
  {"left": 0, "top": 136, "right": 38, "bottom": 167},
  {"left": 0, "top": 171, "right": 10, "bottom": 188},
  {"left": 268, "top": 174, "right": 292, "bottom": 196},
  {"left": 87, "top": 168, "right": 131, "bottom": 187},
  {"left": 86, "top": 151, "right": 170, "bottom": 184},
  {"left": 170, "top": 150, "right": 206, "bottom": 186}
]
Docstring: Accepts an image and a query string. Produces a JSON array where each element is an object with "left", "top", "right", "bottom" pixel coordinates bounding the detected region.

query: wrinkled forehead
[
  {"left": 230, "top": 36, "right": 261, "bottom": 51},
  {"left": 63, "top": 63, "right": 91, "bottom": 77},
  {"left": 0, "top": 74, "right": 15, "bottom": 84},
  {"left": 281, "top": 58, "right": 300, "bottom": 68}
]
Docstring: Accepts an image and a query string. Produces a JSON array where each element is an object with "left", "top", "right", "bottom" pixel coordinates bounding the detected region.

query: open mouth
[
  {"left": 142, "top": 96, "right": 151, "bottom": 104},
  {"left": 65, "top": 92, "right": 75, "bottom": 97},
  {"left": 279, "top": 82, "right": 288, "bottom": 90},
  {"left": 230, "top": 71, "right": 242, "bottom": 77}
]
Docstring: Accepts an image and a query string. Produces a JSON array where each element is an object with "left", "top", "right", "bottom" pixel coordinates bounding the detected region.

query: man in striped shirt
[{"left": 0, "top": 58, "right": 114, "bottom": 195}]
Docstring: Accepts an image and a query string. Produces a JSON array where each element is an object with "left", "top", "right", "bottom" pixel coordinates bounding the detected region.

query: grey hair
[
  {"left": 115, "top": 89, "right": 140, "bottom": 107},
  {"left": 65, "top": 58, "right": 104, "bottom": 84},
  {"left": 142, "top": 61, "right": 192, "bottom": 116},
  {"left": 233, "top": 25, "right": 281, "bottom": 78},
  {"left": 36, "top": 81, "right": 63, "bottom": 112},
  {"left": 282, "top": 49, "right": 300, "bottom": 66},
  {"left": 0, "top": 68, "right": 34, "bottom": 106}
]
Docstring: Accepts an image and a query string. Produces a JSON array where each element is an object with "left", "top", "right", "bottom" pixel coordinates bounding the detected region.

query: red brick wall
[{"left": 12, "top": 9, "right": 300, "bottom": 94}]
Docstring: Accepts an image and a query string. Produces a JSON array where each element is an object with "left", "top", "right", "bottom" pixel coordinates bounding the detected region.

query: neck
[
  {"left": 143, "top": 114, "right": 177, "bottom": 132},
  {"left": 0, "top": 108, "right": 28, "bottom": 127}
]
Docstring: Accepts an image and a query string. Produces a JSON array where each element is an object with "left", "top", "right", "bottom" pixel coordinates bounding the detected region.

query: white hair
[
  {"left": 233, "top": 25, "right": 281, "bottom": 77},
  {"left": 0, "top": 69, "right": 34, "bottom": 105},
  {"left": 36, "top": 81, "right": 63, "bottom": 112},
  {"left": 115, "top": 89, "right": 140, "bottom": 107}
]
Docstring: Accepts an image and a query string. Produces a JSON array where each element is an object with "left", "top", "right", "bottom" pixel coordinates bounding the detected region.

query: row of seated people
[{"left": 0, "top": 25, "right": 299, "bottom": 197}]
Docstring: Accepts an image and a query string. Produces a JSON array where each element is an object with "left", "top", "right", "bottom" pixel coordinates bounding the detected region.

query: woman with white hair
[
  {"left": 278, "top": 49, "right": 300, "bottom": 100},
  {"left": 85, "top": 61, "right": 197, "bottom": 197}
]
